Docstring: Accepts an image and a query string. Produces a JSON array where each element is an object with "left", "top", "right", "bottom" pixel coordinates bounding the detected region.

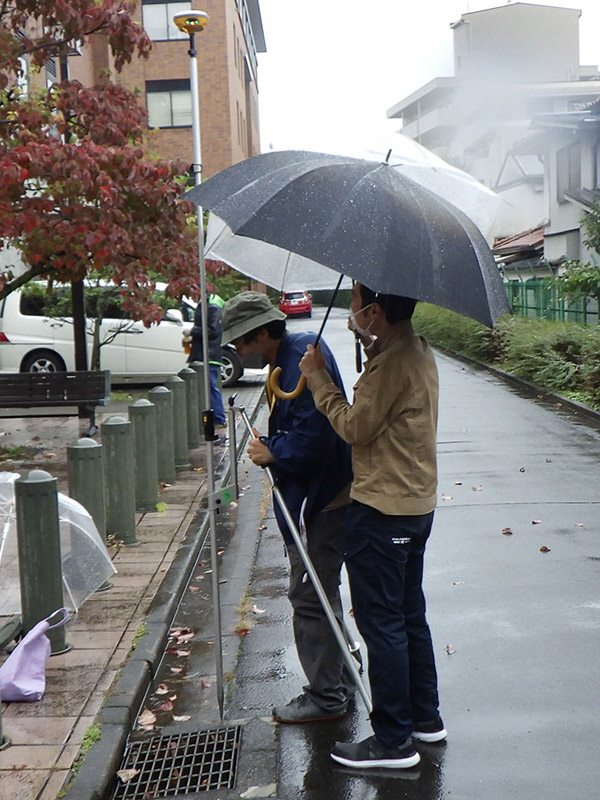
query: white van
[{"left": 0, "top": 283, "right": 257, "bottom": 385}]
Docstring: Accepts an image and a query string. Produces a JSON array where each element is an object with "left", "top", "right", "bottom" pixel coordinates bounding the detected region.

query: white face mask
[{"left": 348, "top": 303, "right": 374, "bottom": 338}]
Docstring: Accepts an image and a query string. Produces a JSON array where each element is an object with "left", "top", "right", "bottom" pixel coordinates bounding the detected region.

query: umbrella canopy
[
  {"left": 357, "top": 134, "right": 503, "bottom": 242},
  {"left": 206, "top": 213, "right": 352, "bottom": 292},
  {"left": 185, "top": 150, "right": 510, "bottom": 327}
]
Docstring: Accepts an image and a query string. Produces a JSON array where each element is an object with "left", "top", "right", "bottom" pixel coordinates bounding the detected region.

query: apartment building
[
  {"left": 387, "top": 3, "right": 600, "bottom": 247},
  {"left": 66, "top": 0, "right": 266, "bottom": 179}
]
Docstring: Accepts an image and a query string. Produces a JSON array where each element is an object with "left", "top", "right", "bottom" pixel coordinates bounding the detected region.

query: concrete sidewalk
[{"left": 0, "top": 380, "right": 265, "bottom": 800}]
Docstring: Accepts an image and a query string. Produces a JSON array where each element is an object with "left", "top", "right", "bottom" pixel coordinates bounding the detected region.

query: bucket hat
[{"left": 221, "top": 291, "right": 286, "bottom": 345}]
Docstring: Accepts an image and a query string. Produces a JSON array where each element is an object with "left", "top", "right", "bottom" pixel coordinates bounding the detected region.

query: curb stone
[{"left": 434, "top": 344, "right": 600, "bottom": 426}]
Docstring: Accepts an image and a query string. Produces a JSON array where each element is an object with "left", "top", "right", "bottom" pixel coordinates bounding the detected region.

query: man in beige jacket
[{"left": 299, "top": 282, "right": 446, "bottom": 770}]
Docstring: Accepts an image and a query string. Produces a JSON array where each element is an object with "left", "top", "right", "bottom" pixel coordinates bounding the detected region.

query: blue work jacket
[{"left": 264, "top": 332, "right": 352, "bottom": 545}]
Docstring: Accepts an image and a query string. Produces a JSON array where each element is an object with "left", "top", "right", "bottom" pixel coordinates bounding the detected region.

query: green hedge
[{"left": 412, "top": 305, "right": 600, "bottom": 410}]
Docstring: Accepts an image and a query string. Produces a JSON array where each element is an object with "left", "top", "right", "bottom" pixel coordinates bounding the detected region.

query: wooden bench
[{"left": 0, "top": 370, "right": 111, "bottom": 435}]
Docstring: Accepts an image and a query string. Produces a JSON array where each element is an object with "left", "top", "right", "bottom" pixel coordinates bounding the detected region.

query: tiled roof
[{"left": 493, "top": 226, "right": 544, "bottom": 255}]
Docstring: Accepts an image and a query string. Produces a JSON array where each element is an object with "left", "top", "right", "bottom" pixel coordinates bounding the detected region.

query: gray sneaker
[{"left": 272, "top": 694, "right": 347, "bottom": 724}]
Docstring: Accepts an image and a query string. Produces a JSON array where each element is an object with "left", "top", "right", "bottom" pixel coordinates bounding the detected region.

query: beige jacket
[{"left": 306, "top": 324, "right": 438, "bottom": 516}]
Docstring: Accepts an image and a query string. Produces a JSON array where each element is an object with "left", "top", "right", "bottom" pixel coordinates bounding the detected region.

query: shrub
[{"left": 412, "top": 304, "right": 600, "bottom": 410}]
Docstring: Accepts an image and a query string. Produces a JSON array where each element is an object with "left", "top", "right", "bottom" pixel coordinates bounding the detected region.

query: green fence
[{"left": 506, "top": 280, "right": 598, "bottom": 325}]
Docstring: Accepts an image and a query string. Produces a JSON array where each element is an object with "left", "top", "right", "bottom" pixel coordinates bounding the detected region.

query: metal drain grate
[{"left": 112, "top": 726, "right": 242, "bottom": 799}]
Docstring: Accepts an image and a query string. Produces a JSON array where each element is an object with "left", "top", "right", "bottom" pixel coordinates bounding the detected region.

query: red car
[{"left": 278, "top": 290, "right": 312, "bottom": 317}]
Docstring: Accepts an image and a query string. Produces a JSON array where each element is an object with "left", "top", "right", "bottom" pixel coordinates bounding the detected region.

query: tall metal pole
[{"left": 173, "top": 10, "right": 224, "bottom": 717}]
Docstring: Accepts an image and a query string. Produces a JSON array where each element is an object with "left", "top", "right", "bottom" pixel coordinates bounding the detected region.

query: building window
[
  {"left": 46, "top": 57, "right": 57, "bottom": 88},
  {"left": 17, "top": 56, "right": 28, "bottom": 97},
  {"left": 556, "top": 143, "right": 581, "bottom": 203},
  {"left": 142, "top": 0, "right": 191, "bottom": 41},
  {"left": 146, "top": 79, "right": 192, "bottom": 128}
]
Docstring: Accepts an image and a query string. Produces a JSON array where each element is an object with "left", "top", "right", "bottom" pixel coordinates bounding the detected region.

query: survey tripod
[{"left": 227, "top": 394, "right": 372, "bottom": 714}]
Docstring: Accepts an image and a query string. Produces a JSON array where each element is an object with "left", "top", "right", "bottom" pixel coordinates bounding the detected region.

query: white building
[{"left": 387, "top": 3, "right": 600, "bottom": 246}]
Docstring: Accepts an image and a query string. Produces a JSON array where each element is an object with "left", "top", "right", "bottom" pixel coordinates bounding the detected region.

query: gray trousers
[{"left": 286, "top": 505, "right": 355, "bottom": 713}]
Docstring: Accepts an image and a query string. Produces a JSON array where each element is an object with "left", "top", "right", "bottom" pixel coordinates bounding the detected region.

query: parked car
[
  {"left": 0, "top": 283, "right": 263, "bottom": 387},
  {"left": 278, "top": 290, "right": 312, "bottom": 317}
]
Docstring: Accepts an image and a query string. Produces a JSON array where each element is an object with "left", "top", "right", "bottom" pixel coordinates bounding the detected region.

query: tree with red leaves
[{"left": 0, "top": 0, "right": 201, "bottom": 326}]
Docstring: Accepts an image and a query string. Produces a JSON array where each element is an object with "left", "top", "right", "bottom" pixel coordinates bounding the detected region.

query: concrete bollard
[
  {"left": 14, "top": 470, "right": 69, "bottom": 655},
  {"left": 101, "top": 416, "right": 137, "bottom": 545},
  {"left": 178, "top": 366, "right": 200, "bottom": 449},
  {"left": 129, "top": 399, "right": 159, "bottom": 513},
  {"left": 164, "top": 375, "right": 190, "bottom": 470},
  {"left": 189, "top": 361, "right": 207, "bottom": 425},
  {"left": 67, "top": 437, "right": 111, "bottom": 591},
  {"left": 67, "top": 438, "right": 106, "bottom": 540},
  {"left": 148, "top": 386, "right": 176, "bottom": 485}
]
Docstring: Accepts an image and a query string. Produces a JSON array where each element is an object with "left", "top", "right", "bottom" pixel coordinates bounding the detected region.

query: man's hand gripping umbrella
[{"left": 232, "top": 399, "right": 372, "bottom": 714}]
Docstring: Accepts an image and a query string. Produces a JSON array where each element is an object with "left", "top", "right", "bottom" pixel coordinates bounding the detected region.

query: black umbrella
[{"left": 184, "top": 150, "right": 510, "bottom": 328}]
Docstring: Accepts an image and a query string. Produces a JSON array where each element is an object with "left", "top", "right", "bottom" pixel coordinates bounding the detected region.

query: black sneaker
[
  {"left": 412, "top": 716, "right": 447, "bottom": 743},
  {"left": 331, "top": 735, "right": 420, "bottom": 769},
  {"left": 272, "top": 694, "right": 347, "bottom": 724}
]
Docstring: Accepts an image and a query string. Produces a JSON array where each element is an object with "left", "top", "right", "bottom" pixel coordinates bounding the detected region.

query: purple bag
[{"left": 0, "top": 608, "right": 69, "bottom": 702}]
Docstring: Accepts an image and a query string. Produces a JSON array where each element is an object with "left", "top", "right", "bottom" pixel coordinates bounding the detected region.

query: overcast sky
[{"left": 256, "top": 0, "right": 600, "bottom": 154}]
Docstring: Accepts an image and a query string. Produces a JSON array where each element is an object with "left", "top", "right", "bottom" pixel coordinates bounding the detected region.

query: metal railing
[{"left": 506, "top": 280, "right": 599, "bottom": 325}]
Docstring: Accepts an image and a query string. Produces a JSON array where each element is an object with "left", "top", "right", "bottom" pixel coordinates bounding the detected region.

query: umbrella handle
[{"left": 269, "top": 367, "right": 306, "bottom": 400}]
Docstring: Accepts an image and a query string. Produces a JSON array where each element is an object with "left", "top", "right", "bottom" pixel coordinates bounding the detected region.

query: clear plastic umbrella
[{"left": 0, "top": 472, "right": 116, "bottom": 616}]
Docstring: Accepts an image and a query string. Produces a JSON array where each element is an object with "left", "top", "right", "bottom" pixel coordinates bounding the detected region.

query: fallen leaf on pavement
[
  {"left": 173, "top": 715, "right": 191, "bottom": 722},
  {"left": 159, "top": 700, "right": 174, "bottom": 711},
  {"left": 454, "top": 479, "right": 463, "bottom": 485},
  {"left": 576, "top": 523, "right": 584, "bottom": 527},
  {"left": 236, "top": 627, "right": 251, "bottom": 637},
  {"left": 519, "top": 467, "right": 526, "bottom": 472},
  {"left": 502, "top": 527, "right": 513, "bottom": 535},
  {"left": 116, "top": 768, "right": 140, "bottom": 783},
  {"left": 188, "top": 585, "right": 199, "bottom": 593},
  {"left": 445, "top": 644, "right": 456, "bottom": 655},
  {"left": 201, "top": 680, "right": 211, "bottom": 689},
  {"left": 252, "top": 604, "right": 266, "bottom": 614},
  {"left": 169, "top": 666, "right": 183, "bottom": 675},
  {"left": 531, "top": 520, "right": 542, "bottom": 525},
  {"left": 155, "top": 684, "right": 169, "bottom": 695},
  {"left": 137, "top": 709, "right": 156, "bottom": 730},
  {"left": 539, "top": 546, "right": 551, "bottom": 553},
  {"left": 472, "top": 485, "right": 482, "bottom": 491},
  {"left": 240, "top": 786, "right": 278, "bottom": 799},
  {"left": 453, "top": 581, "right": 465, "bottom": 585},
  {"left": 441, "top": 493, "right": 453, "bottom": 500},
  {"left": 259, "top": 524, "right": 268, "bottom": 530},
  {"left": 172, "top": 629, "right": 195, "bottom": 644}
]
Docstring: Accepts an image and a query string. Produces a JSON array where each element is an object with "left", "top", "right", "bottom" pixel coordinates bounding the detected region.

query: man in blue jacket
[
  {"left": 221, "top": 292, "right": 354, "bottom": 723},
  {"left": 188, "top": 286, "right": 226, "bottom": 426}
]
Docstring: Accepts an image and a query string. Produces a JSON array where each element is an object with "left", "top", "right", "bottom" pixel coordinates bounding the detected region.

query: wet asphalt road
[{"left": 144, "top": 308, "right": 600, "bottom": 799}]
